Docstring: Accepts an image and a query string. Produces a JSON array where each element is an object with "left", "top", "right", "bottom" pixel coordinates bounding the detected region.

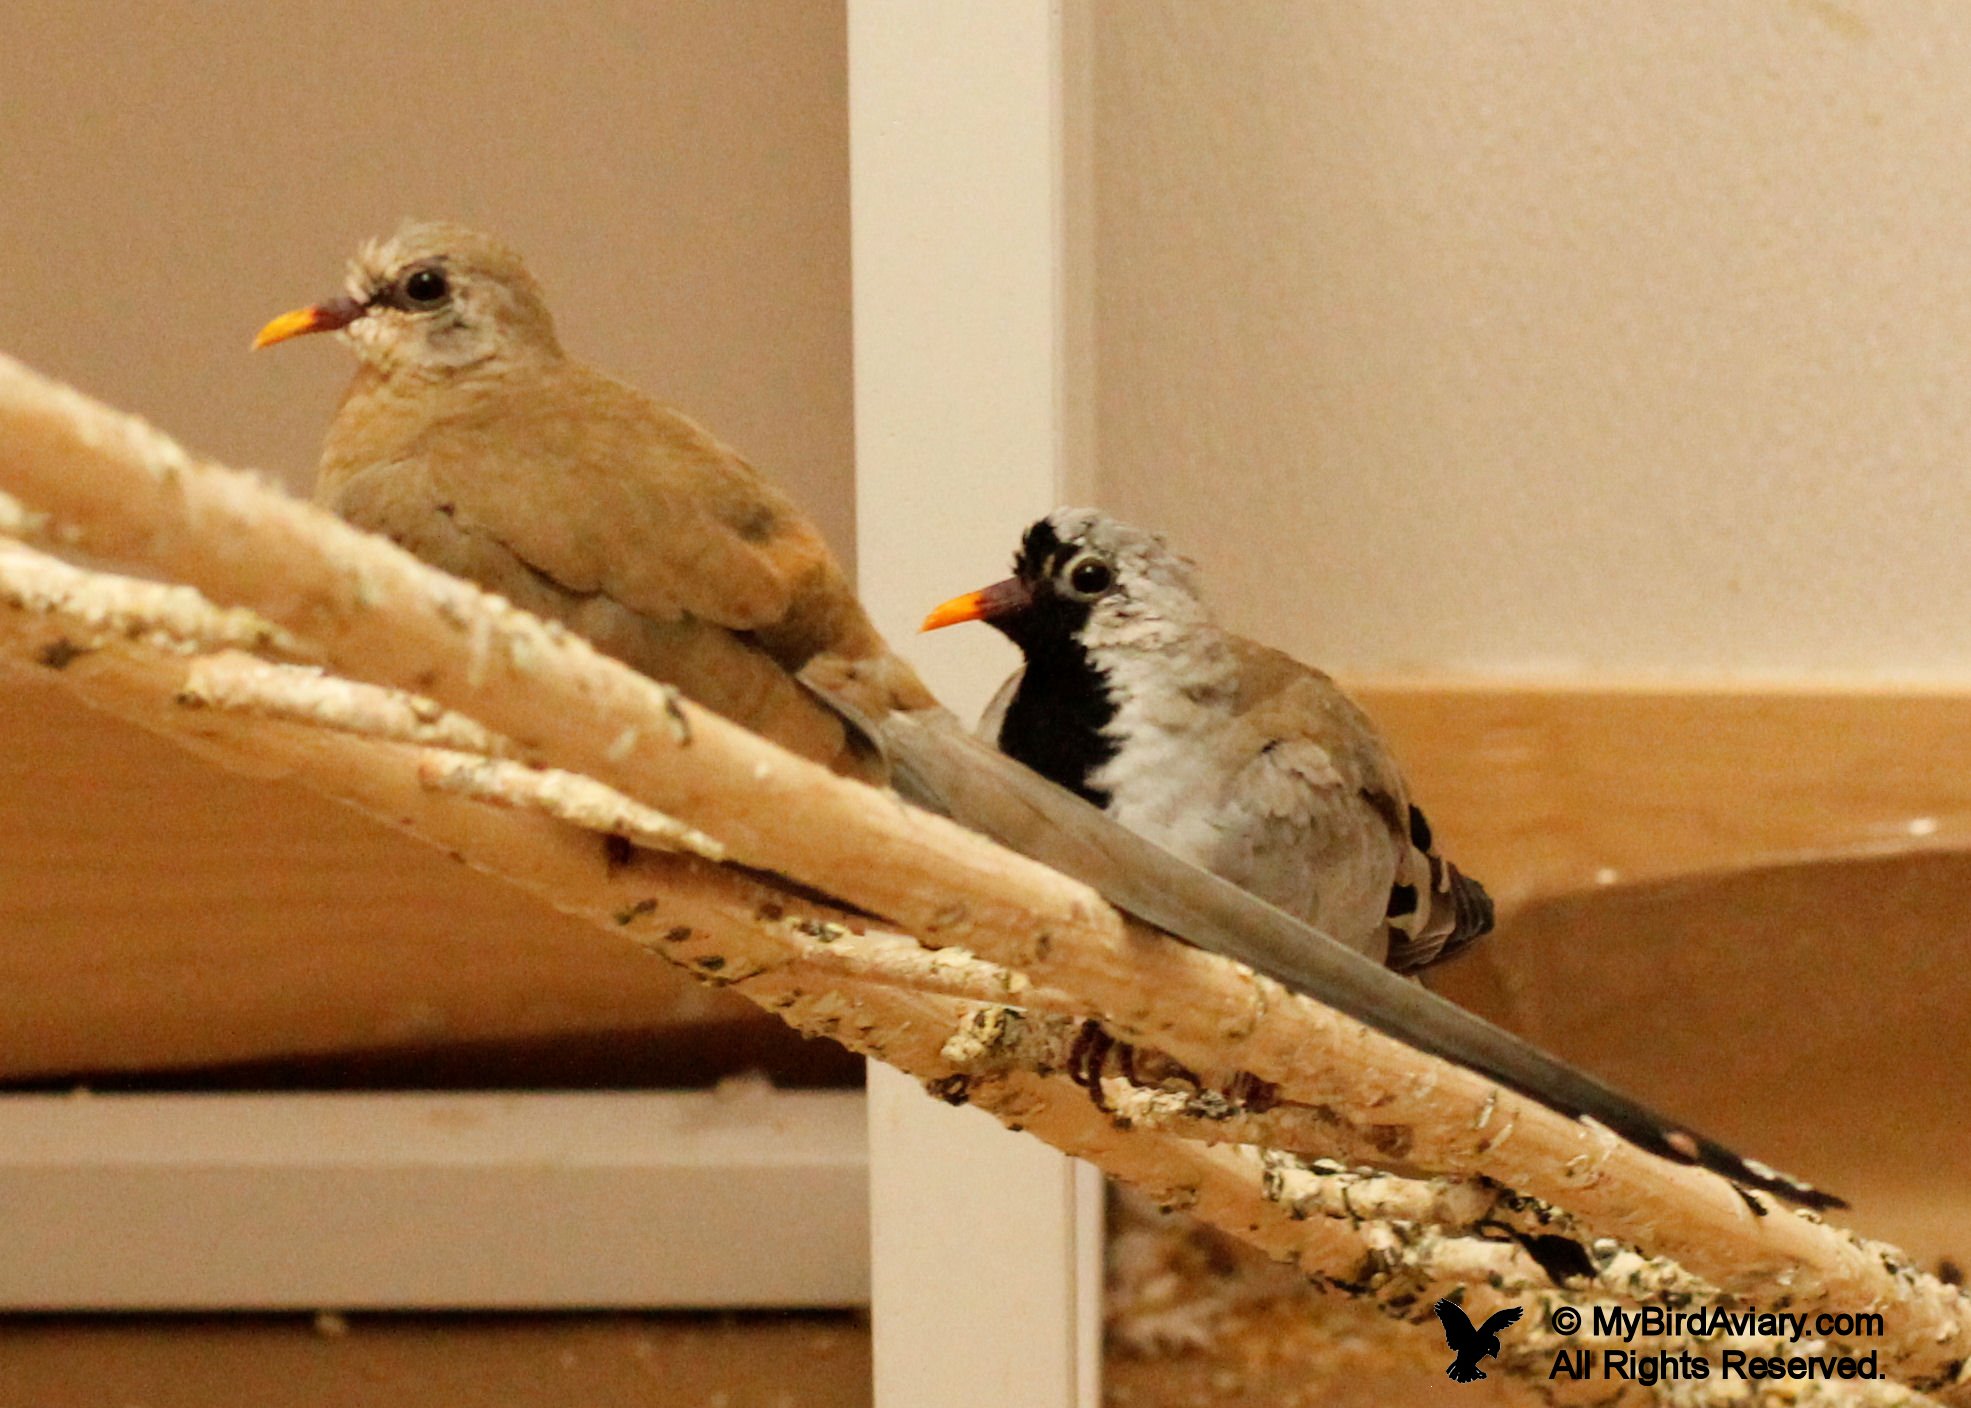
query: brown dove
[
  {"left": 254, "top": 219, "right": 934, "bottom": 776},
  {"left": 923, "top": 509, "right": 1492, "bottom": 973},
  {"left": 254, "top": 221, "right": 1836, "bottom": 1208}
]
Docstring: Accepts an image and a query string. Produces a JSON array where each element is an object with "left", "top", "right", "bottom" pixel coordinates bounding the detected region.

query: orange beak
[
  {"left": 252, "top": 296, "right": 363, "bottom": 350},
  {"left": 920, "top": 577, "right": 1034, "bottom": 632}
]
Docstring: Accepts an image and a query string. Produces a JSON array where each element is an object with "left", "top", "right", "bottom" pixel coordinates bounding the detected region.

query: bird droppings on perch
[{"left": 2, "top": 353, "right": 1969, "bottom": 1403}]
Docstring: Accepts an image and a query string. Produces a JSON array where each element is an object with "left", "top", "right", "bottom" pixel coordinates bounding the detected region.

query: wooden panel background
[
  {"left": 0, "top": 675, "right": 763, "bottom": 1080},
  {"left": 1355, "top": 680, "right": 1971, "bottom": 899},
  {"left": 1353, "top": 682, "right": 1971, "bottom": 1270}
]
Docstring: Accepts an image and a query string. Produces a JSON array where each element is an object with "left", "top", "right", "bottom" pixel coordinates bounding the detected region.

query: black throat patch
[
  {"left": 988, "top": 516, "right": 1122, "bottom": 807},
  {"left": 995, "top": 630, "right": 1119, "bottom": 808},
  {"left": 989, "top": 579, "right": 1119, "bottom": 808}
]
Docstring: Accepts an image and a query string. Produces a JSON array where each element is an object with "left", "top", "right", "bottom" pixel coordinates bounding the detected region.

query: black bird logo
[{"left": 1433, "top": 1297, "right": 1524, "bottom": 1383}]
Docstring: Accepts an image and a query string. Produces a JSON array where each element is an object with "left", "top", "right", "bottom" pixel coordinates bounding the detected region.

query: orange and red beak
[
  {"left": 252, "top": 295, "right": 364, "bottom": 350},
  {"left": 920, "top": 577, "right": 1034, "bottom": 632}
]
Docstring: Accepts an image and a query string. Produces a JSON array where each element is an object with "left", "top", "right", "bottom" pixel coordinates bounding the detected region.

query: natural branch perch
[
  {"left": 181, "top": 653, "right": 517, "bottom": 758},
  {"left": 3, "top": 353, "right": 1968, "bottom": 1400},
  {"left": 0, "top": 554, "right": 1474, "bottom": 1203},
  {"left": 0, "top": 591, "right": 1587, "bottom": 1337},
  {"left": 182, "top": 653, "right": 725, "bottom": 860},
  {"left": 0, "top": 536, "right": 307, "bottom": 662},
  {"left": 0, "top": 539, "right": 1798, "bottom": 1402},
  {"left": 0, "top": 541, "right": 1943, "bottom": 1406}
]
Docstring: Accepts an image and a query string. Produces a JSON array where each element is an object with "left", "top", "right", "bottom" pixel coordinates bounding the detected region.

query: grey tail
[{"left": 799, "top": 675, "right": 1843, "bottom": 1212}]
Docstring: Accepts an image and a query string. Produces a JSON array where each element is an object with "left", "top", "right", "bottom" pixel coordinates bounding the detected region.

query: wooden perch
[
  {"left": 0, "top": 564, "right": 1585, "bottom": 1332},
  {"left": 2, "top": 352, "right": 1967, "bottom": 1402},
  {"left": 36, "top": 573, "right": 1896, "bottom": 1408}
]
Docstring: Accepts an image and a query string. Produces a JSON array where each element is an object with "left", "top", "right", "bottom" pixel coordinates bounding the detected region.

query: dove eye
[
  {"left": 400, "top": 266, "right": 450, "bottom": 308},
  {"left": 1064, "top": 555, "right": 1114, "bottom": 598}
]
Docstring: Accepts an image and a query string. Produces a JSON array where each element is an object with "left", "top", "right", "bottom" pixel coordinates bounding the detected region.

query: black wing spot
[
  {"left": 1408, "top": 804, "right": 1434, "bottom": 851},
  {"left": 1386, "top": 884, "right": 1419, "bottom": 918}
]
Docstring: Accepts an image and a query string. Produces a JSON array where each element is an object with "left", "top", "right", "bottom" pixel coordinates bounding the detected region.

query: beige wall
[
  {"left": 1092, "top": 1, "right": 1971, "bottom": 679},
  {"left": 0, "top": 0, "right": 855, "bottom": 563}
]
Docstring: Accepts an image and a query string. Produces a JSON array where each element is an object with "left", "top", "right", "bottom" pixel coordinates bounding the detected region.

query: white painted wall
[{"left": 1091, "top": 1, "right": 1971, "bottom": 679}]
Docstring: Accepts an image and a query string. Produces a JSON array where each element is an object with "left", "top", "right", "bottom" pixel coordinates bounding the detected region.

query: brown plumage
[
  {"left": 261, "top": 220, "right": 934, "bottom": 776},
  {"left": 1217, "top": 637, "right": 1493, "bottom": 973}
]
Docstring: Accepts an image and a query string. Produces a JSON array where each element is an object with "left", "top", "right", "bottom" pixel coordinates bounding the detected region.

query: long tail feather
[{"left": 805, "top": 679, "right": 1840, "bottom": 1210}]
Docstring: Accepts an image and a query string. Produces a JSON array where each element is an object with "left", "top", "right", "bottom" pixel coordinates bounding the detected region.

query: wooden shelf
[{"left": 0, "top": 676, "right": 770, "bottom": 1081}]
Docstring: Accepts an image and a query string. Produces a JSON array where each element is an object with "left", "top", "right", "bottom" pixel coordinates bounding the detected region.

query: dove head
[
  {"left": 922, "top": 507, "right": 1213, "bottom": 656},
  {"left": 254, "top": 220, "right": 563, "bottom": 376}
]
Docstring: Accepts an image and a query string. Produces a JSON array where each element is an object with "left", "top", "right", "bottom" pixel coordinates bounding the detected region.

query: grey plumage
[
  {"left": 955, "top": 509, "right": 1492, "bottom": 973},
  {"left": 909, "top": 508, "right": 1836, "bottom": 1209}
]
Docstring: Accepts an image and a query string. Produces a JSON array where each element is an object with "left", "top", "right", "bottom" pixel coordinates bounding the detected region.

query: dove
[
  {"left": 921, "top": 509, "right": 1492, "bottom": 973},
  {"left": 255, "top": 223, "right": 1836, "bottom": 1208},
  {"left": 253, "top": 219, "right": 935, "bottom": 778},
  {"left": 921, "top": 509, "right": 1835, "bottom": 1205},
  {"left": 1434, "top": 1298, "right": 1524, "bottom": 1383}
]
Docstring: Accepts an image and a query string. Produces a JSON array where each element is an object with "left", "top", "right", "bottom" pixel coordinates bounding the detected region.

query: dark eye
[
  {"left": 1067, "top": 556, "right": 1113, "bottom": 596},
  {"left": 402, "top": 267, "right": 449, "bottom": 306}
]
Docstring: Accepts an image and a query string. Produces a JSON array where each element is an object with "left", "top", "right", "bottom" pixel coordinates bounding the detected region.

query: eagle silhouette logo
[{"left": 1432, "top": 1297, "right": 1524, "bottom": 1383}]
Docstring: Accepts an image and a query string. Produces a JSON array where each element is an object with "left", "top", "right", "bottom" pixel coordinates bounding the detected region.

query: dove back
[{"left": 316, "top": 354, "right": 937, "bottom": 779}]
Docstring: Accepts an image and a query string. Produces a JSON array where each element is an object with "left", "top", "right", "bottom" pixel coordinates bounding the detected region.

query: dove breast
[{"left": 1085, "top": 636, "right": 1408, "bottom": 962}]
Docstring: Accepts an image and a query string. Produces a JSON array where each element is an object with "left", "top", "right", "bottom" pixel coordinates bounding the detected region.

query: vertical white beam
[{"left": 848, "top": 4, "right": 1099, "bottom": 1406}]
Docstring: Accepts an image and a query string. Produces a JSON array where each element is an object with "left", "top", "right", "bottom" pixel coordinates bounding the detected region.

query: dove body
[
  {"left": 935, "top": 509, "right": 1492, "bottom": 970},
  {"left": 262, "top": 221, "right": 933, "bottom": 775},
  {"left": 260, "top": 226, "right": 1836, "bottom": 1210}
]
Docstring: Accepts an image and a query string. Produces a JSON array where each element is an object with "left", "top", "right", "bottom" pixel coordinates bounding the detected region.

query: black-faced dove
[{"left": 923, "top": 508, "right": 1493, "bottom": 974}]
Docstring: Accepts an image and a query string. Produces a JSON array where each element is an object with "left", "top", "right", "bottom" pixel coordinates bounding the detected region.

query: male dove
[{"left": 923, "top": 509, "right": 1492, "bottom": 972}]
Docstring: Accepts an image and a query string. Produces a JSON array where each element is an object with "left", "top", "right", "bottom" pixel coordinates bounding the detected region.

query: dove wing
[
  {"left": 321, "top": 363, "right": 922, "bottom": 770},
  {"left": 1211, "top": 641, "right": 1416, "bottom": 955},
  {"left": 1226, "top": 639, "right": 1493, "bottom": 973},
  {"left": 419, "top": 365, "right": 833, "bottom": 643}
]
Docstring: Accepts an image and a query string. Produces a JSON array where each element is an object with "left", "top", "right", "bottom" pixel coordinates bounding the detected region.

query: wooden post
[{"left": 849, "top": 3, "right": 1101, "bottom": 1404}]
